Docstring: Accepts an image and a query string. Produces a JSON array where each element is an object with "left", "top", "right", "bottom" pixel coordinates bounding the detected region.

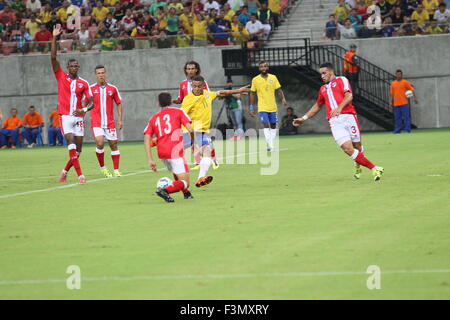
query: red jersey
[
  {"left": 90, "top": 83, "right": 122, "bottom": 128},
  {"left": 144, "top": 107, "right": 191, "bottom": 159},
  {"left": 54, "top": 67, "right": 92, "bottom": 116},
  {"left": 317, "top": 76, "right": 356, "bottom": 120},
  {"left": 177, "top": 79, "right": 210, "bottom": 102}
]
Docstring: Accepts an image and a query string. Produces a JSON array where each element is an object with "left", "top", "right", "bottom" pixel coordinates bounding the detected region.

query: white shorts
[
  {"left": 60, "top": 115, "right": 84, "bottom": 137},
  {"left": 161, "top": 158, "right": 189, "bottom": 175},
  {"left": 92, "top": 127, "right": 118, "bottom": 141},
  {"left": 329, "top": 114, "right": 361, "bottom": 146}
]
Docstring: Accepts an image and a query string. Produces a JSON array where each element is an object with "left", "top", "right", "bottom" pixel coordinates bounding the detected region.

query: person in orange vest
[
  {"left": 48, "top": 106, "right": 64, "bottom": 146},
  {"left": 343, "top": 43, "right": 359, "bottom": 94},
  {"left": 390, "top": 69, "right": 418, "bottom": 134},
  {"left": 0, "top": 108, "right": 23, "bottom": 148},
  {"left": 23, "top": 105, "right": 44, "bottom": 148}
]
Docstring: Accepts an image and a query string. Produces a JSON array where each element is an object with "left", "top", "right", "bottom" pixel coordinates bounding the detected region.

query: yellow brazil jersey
[
  {"left": 40, "top": 11, "right": 52, "bottom": 23},
  {"left": 181, "top": 90, "right": 218, "bottom": 132},
  {"left": 268, "top": 0, "right": 281, "bottom": 14},
  {"left": 250, "top": 73, "right": 281, "bottom": 113}
]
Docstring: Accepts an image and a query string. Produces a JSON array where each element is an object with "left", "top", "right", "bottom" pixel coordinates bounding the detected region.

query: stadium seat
[{"left": 1, "top": 42, "right": 17, "bottom": 55}]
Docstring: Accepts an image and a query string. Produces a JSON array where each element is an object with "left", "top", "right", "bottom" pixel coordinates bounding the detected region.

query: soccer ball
[
  {"left": 157, "top": 177, "right": 172, "bottom": 189},
  {"left": 405, "top": 90, "right": 414, "bottom": 98}
]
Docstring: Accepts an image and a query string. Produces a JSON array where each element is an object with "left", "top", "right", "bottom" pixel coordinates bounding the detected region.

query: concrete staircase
[{"left": 268, "top": 0, "right": 338, "bottom": 47}]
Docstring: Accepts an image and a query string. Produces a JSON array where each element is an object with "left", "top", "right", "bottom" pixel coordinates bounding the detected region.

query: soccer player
[
  {"left": 173, "top": 61, "right": 219, "bottom": 170},
  {"left": 90, "top": 65, "right": 123, "bottom": 178},
  {"left": 249, "top": 60, "right": 288, "bottom": 152},
  {"left": 181, "top": 76, "right": 250, "bottom": 187},
  {"left": 293, "top": 62, "right": 384, "bottom": 181},
  {"left": 51, "top": 24, "right": 93, "bottom": 184},
  {"left": 144, "top": 92, "right": 195, "bottom": 203}
]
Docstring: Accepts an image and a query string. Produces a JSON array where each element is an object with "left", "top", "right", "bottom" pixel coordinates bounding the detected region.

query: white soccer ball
[
  {"left": 157, "top": 177, "right": 172, "bottom": 189},
  {"left": 405, "top": 90, "right": 414, "bottom": 98}
]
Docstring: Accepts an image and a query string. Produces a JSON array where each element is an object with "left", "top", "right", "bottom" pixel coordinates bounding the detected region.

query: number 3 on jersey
[{"left": 155, "top": 114, "right": 172, "bottom": 136}]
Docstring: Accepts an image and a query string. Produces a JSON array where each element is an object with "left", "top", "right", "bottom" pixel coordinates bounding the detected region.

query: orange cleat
[
  {"left": 59, "top": 170, "right": 67, "bottom": 183},
  {"left": 150, "top": 138, "right": 158, "bottom": 147},
  {"left": 195, "top": 176, "right": 213, "bottom": 188}
]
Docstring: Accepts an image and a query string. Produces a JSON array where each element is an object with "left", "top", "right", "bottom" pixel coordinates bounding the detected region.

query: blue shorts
[
  {"left": 259, "top": 112, "right": 278, "bottom": 124},
  {"left": 183, "top": 132, "right": 212, "bottom": 148}
]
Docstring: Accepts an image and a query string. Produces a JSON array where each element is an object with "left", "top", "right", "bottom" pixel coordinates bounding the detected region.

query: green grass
[{"left": 0, "top": 129, "right": 449, "bottom": 299}]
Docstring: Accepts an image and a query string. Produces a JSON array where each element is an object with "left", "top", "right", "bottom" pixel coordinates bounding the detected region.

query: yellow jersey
[
  {"left": 250, "top": 73, "right": 281, "bottom": 112},
  {"left": 181, "top": 90, "right": 218, "bottom": 132}
]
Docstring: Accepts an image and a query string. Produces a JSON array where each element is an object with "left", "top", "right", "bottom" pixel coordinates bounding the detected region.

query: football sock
[
  {"left": 173, "top": 174, "right": 189, "bottom": 193},
  {"left": 198, "top": 157, "right": 212, "bottom": 179},
  {"left": 111, "top": 150, "right": 120, "bottom": 170},
  {"left": 269, "top": 128, "right": 277, "bottom": 149},
  {"left": 165, "top": 180, "right": 187, "bottom": 194},
  {"left": 211, "top": 147, "right": 216, "bottom": 161},
  {"left": 263, "top": 128, "right": 271, "bottom": 146},
  {"left": 96, "top": 148, "right": 105, "bottom": 168},
  {"left": 68, "top": 144, "right": 83, "bottom": 177},
  {"left": 351, "top": 149, "right": 375, "bottom": 170}
]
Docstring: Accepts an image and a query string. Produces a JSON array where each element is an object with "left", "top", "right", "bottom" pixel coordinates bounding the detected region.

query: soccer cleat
[
  {"left": 155, "top": 187, "right": 175, "bottom": 203},
  {"left": 354, "top": 164, "right": 362, "bottom": 179},
  {"left": 101, "top": 168, "right": 113, "bottom": 178},
  {"left": 113, "top": 170, "right": 122, "bottom": 177},
  {"left": 59, "top": 170, "right": 67, "bottom": 183},
  {"left": 212, "top": 159, "right": 220, "bottom": 170},
  {"left": 78, "top": 175, "right": 87, "bottom": 184},
  {"left": 195, "top": 176, "right": 213, "bottom": 187},
  {"left": 372, "top": 167, "right": 384, "bottom": 181},
  {"left": 191, "top": 164, "right": 200, "bottom": 171},
  {"left": 183, "top": 191, "right": 194, "bottom": 199}
]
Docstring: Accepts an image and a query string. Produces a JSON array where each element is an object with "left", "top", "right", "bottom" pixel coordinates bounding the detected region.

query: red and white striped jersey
[
  {"left": 317, "top": 76, "right": 356, "bottom": 120},
  {"left": 90, "top": 83, "right": 122, "bottom": 128},
  {"left": 54, "top": 67, "right": 92, "bottom": 116},
  {"left": 177, "top": 79, "right": 209, "bottom": 102},
  {"left": 144, "top": 107, "right": 191, "bottom": 159}
]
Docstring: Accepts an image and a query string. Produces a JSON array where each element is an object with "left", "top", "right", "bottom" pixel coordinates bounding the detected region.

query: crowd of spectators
[
  {"left": 0, "top": 0, "right": 290, "bottom": 54},
  {"left": 324, "top": 0, "right": 450, "bottom": 40}
]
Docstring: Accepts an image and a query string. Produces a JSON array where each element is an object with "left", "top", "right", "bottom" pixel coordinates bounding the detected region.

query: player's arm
[
  {"left": 74, "top": 89, "right": 94, "bottom": 116},
  {"left": 216, "top": 85, "right": 250, "bottom": 97},
  {"left": 51, "top": 24, "right": 62, "bottom": 72},
  {"left": 184, "top": 122, "right": 195, "bottom": 146},
  {"left": 249, "top": 90, "right": 256, "bottom": 117},
  {"left": 117, "top": 103, "right": 123, "bottom": 129},
  {"left": 293, "top": 103, "right": 324, "bottom": 126},
  {"left": 144, "top": 134, "right": 157, "bottom": 172},
  {"left": 276, "top": 88, "right": 288, "bottom": 106},
  {"left": 409, "top": 83, "right": 418, "bottom": 104},
  {"left": 329, "top": 91, "right": 352, "bottom": 118}
]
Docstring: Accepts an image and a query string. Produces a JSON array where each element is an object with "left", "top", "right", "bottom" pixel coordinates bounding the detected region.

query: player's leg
[
  {"left": 393, "top": 106, "right": 402, "bottom": 134},
  {"left": 268, "top": 112, "right": 278, "bottom": 152},
  {"left": 259, "top": 112, "right": 272, "bottom": 150},
  {"left": 402, "top": 104, "right": 411, "bottom": 133},
  {"left": 108, "top": 130, "right": 121, "bottom": 177},
  {"left": 93, "top": 129, "right": 111, "bottom": 178},
  {"left": 0, "top": 130, "right": 7, "bottom": 148},
  {"left": 211, "top": 142, "right": 219, "bottom": 170},
  {"left": 196, "top": 133, "right": 213, "bottom": 187},
  {"left": 352, "top": 141, "right": 363, "bottom": 179},
  {"left": 73, "top": 134, "right": 86, "bottom": 183},
  {"left": 11, "top": 129, "right": 20, "bottom": 148},
  {"left": 48, "top": 127, "right": 56, "bottom": 146},
  {"left": 23, "top": 128, "right": 33, "bottom": 147},
  {"left": 56, "top": 128, "right": 64, "bottom": 146},
  {"left": 171, "top": 157, "right": 193, "bottom": 199}
]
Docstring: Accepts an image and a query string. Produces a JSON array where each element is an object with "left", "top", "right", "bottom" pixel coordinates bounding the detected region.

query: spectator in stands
[
  {"left": 166, "top": 7, "right": 180, "bottom": 39},
  {"left": 35, "top": 23, "right": 53, "bottom": 53},
  {"left": 40, "top": 4, "right": 53, "bottom": 25},
  {"left": 337, "top": 18, "right": 357, "bottom": 39},
  {"left": 204, "top": 0, "right": 220, "bottom": 14},
  {"left": 247, "top": 0, "right": 260, "bottom": 16},
  {"left": 425, "top": 19, "right": 445, "bottom": 34},
  {"left": 75, "top": 22, "right": 89, "bottom": 51},
  {"left": 348, "top": 8, "right": 363, "bottom": 33},
  {"left": 179, "top": 6, "right": 192, "bottom": 31},
  {"left": 150, "top": 0, "right": 166, "bottom": 16},
  {"left": 398, "top": 15, "right": 414, "bottom": 36},
  {"left": 434, "top": 3, "right": 450, "bottom": 28},
  {"left": 57, "top": 1, "right": 71, "bottom": 25},
  {"left": 26, "top": 0, "right": 41, "bottom": 14},
  {"left": 229, "top": 0, "right": 245, "bottom": 13},
  {"left": 0, "top": 6, "right": 17, "bottom": 25},
  {"left": 382, "top": 16, "right": 395, "bottom": 36},
  {"left": 245, "top": 13, "right": 264, "bottom": 42},
  {"left": 119, "top": 30, "right": 135, "bottom": 49},
  {"left": 208, "top": 11, "right": 231, "bottom": 46},
  {"left": 376, "top": 0, "right": 393, "bottom": 19},
  {"left": 168, "top": 0, "right": 184, "bottom": 14},
  {"left": 334, "top": 0, "right": 351, "bottom": 22},
  {"left": 411, "top": 4, "right": 429, "bottom": 27},
  {"left": 92, "top": 1, "right": 109, "bottom": 24},
  {"left": 222, "top": 3, "right": 236, "bottom": 21},
  {"left": 391, "top": 6, "right": 404, "bottom": 26},
  {"left": 268, "top": 0, "right": 281, "bottom": 29},
  {"left": 155, "top": 30, "right": 172, "bottom": 48},
  {"left": 11, "top": 0, "right": 26, "bottom": 13},
  {"left": 359, "top": 17, "right": 377, "bottom": 37},
  {"left": 238, "top": 6, "right": 251, "bottom": 25},
  {"left": 0, "top": 108, "right": 22, "bottom": 148},
  {"left": 325, "top": 14, "right": 338, "bottom": 39},
  {"left": 22, "top": 105, "right": 43, "bottom": 148},
  {"left": 99, "top": 30, "right": 117, "bottom": 51},
  {"left": 176, "top": 26, "right": 191, "bottom": 47},
  {"left": 13, "top": 26, "right": 33, "bottom": 54},
  {"left": 390, "top": 69, "right": 418, "bottom": 134},
  {"left": 113, "top": 2, "right": 126, "bottom": 21},
  {"left": 257, "top": 2, "right": 272, "bottom": 38},
  {"left": 121, "top": 9, "right": 136, "bottom": 34},
  {"left": 422, "top": 0, "right": 439, "bottom": 19},
  {"left": 402, "top": 0, "right": 419, "bottom": 17},
  {"left": 232, "top": 22, "right": 250, "bottom": 46},
  {"left": 191, "top": 11, "right": 208, "bottom": 46},
  {"left": 156, "top": 6, "right": 167, "bottom": 31},
  {"left": 132, "top": 14, "right": 150, "bottom": 49},
  {"left": 25, "top": 14, "right": 41, "bottom": 39},
  {"left": 104, "top": 12, "right": 119, "bottom": 36},
  {"left": 140, "top": 0, "right": 153, "bottom": 11},
  {"left": 355, "top": 0, "right": 369, "bottom": 18},
  {"left": 279, "top": 107, "right": 298, "bottom": 136}
]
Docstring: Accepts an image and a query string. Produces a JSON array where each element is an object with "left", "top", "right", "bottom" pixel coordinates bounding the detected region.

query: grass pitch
[{"left": 0, "top": 129, "right": 449, "bottom": 299}]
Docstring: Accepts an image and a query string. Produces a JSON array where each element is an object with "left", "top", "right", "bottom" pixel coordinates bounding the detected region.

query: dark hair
[
  {"left": 192, "top": 75, "right": 205, "bottom": 82},
  {"left": 11, "top": 108, "right": 17, "bottom": 111},
  {"left": 439, "top": 3, "right": 446, "bottom": 7},
  {"left": 319, "top": 62, "right": 334, "bottom": 70},
  {"left": 258, "top": 60, "right": 268, "bottom": 65},
  {"left": 396, "top": 69, "right": 402, "bottom": 73},
  {"left": 184, "top": 61, "right": 201, "bottom": 76},
  {"left": 95, "top": 64, "right": 105, "bottom": 71},
  {"left": 67, "top": 58, "right": 79, "bottom": 65},
  {"left": 287, "top": 107, "right": 293, "bottom": 111},
  {"left": 29, "top": 105, "right": 35, "bottom": 109},
  {"left": 158, "top": 92, "right": 172, "bottom": 107}
]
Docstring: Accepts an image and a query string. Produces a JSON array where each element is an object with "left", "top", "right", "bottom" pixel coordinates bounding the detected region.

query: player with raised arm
[
  {"left": 249, "top": 61, "right": 288, "bottom": 152},
  {"left": 293, "top": 62, "right": 384, "bottom": 181},
  {"left": 52, "top": 24, "right": 94, "bottom": 184},
  {"left": 144, "top": 92, "right": 195, "bottom": 203},
  {"left": 181, "top": 76, "right": 250, "bottom": 187},
  {"left": 90, "top": 65, "right": 123, "bottom": 178}
]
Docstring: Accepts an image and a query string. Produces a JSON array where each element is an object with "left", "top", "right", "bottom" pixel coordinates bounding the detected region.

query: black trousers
[{"left": 344, "top": 72, "right": 359, "bottom": 94}]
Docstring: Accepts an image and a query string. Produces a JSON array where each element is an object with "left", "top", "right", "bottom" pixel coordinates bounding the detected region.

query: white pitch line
[
  {"left": 0, "top": 148, "right": 288, "bottom": 199},
  {"left": 0, "top": 269, "right": 449, "bottom": 286}
]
